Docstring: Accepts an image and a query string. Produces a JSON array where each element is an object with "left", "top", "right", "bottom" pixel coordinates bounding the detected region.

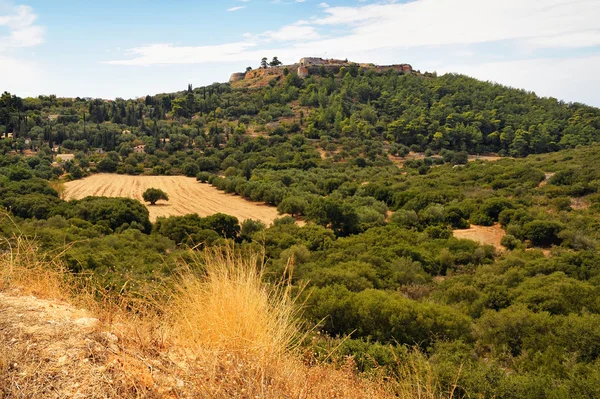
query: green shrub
[{"left": 501, "top": 234, "right": 521, "bottom": 250}]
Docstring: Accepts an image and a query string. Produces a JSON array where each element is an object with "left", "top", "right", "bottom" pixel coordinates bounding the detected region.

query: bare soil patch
[
  {"left": 571, "top": 197, "right": 590, "bottom": 210},
  {"left": 453, "top": 224, "right": 506, "bottom": 250},
  {"left": 538, "top": 172, "right": 555, "bottom": 188},
  {"left": 387, "top": 152, "right": 425, "bottom": 167},
  {"left": 65, "top": 174, "right": 280, "bottom": 225},
  {"left": 468, "top": 154, "right": 503, "bottom": 162}
]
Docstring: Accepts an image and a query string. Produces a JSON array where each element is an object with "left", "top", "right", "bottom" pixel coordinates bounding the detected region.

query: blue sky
[{"left": 1, "top": 0, "right": 600, "bottom": 106}]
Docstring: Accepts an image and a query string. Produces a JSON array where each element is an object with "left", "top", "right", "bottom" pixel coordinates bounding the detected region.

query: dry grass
[
  {"left": 167, "top": 248, "right": 301, "bottom": 358},
  {"left": 64, "top": 174, "right": 280, "bottom": 224},
  {"left": 0, "top": 232, "right": 460, "bottom": 398},
  {"left": 0, "top": 231, "right": 71, "bottom": 300}
]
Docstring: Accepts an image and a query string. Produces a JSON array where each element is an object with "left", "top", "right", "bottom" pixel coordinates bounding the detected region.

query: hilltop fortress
[{"left": 229, "top": 57, "right": 413, "bottom": 83}]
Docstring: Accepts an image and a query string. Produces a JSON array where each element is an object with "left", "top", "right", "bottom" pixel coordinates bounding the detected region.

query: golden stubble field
[{"left": 64, "top": 174, "right": 281, "bottom": 224}]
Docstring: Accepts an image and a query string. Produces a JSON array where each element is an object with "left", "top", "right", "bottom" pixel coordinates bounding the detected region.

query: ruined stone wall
[
  {"left": 369, "top": 64, "right": 413, "bottom": 74},
  {"left": 229, "top": 72, "right": 247, "bottom": 82},
  {"left": 229, "top": 59, "right": 413, "bottom": 83},
  {"left": 298, "top": 65, "right": 309, "bottom": 78}
]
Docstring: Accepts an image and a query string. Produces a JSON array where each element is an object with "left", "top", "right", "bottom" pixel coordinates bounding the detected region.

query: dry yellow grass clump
[
  {"left": 0, "top": 234, "right": 72, "bottom": 300},
  {"left": 168, "top": 249, "right": 300, "bottom": 359},
  {"left": 0, "top": 232, "right": 454, "bottom": 398}
]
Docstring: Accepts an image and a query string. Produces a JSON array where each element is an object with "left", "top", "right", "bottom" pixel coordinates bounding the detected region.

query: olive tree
[{"left": 142, "top": 188, "right": 169, "bottom": 205}]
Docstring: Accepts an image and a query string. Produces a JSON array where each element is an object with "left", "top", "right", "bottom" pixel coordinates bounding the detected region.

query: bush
[
  {"left": 425, "top": 225, "right": 452, "bottom": 239},
  {"left": 96, "top": 158, "right": 118, "bottom": 173},
  {"left": 522, "top": 220, "right": 565, "bottom": 246},
  {"left": 480, "top": 198, "right": 514, "bottom": 222},
  {"left": 501, "top": 234, "right": 520, "bottom": 250},
  {"left": 240, "top": 219, "right": 267, "bottom": 241},
  {"left": 470, "top": 212, "right": 494, "bottom": 226},
  {"left": 277, "top": 196, "right": 308, "bottom": 217},
  {"left": 7, "top": 167, "right": 33, "bottom": 181},
  {"left": 69, "top": 197, "right": 152, "bottom": 233},
  {"left": 196, "top": 171, "right": 211, "bottom": 183},
  {"left": 182, "top": 161, "right": 199, "bottom": 177}
]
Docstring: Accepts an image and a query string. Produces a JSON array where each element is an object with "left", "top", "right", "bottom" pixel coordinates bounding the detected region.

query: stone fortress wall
[{"left": 229, "top": 57, "right": 413, "bottom": 83}]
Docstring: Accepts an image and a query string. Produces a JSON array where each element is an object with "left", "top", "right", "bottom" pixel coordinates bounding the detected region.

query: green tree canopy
[{"left": 142, "top": 188, "right": 169, "bottom": 205}]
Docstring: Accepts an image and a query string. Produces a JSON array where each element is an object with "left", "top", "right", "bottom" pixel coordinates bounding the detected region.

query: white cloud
[
  {"left": 310, "top": 0, "right": 600, "bottom": 49},
  {"left": 0, "top": 2, "right": 45, "bottom": 49},
  {"left": 106, "top": 42, "right": 261, "bottom": 66},
  {"left": 244, "top": 22, "right": 321, "bottom": 43},
  {"left": 522, "top": 31, "right": 600, "bottom": 50},
  {"left": 103, "top": 0, "right": 600, "bottom": 104},
  {"left": 109, "top": 0, "right": 600, "bottom": 66},
  {"left": 227, "top": 6, "right": 246, "bottom": 11}
]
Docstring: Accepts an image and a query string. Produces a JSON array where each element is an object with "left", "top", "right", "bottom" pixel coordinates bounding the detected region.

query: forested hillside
[{"left": 2, "top": 67, "right": 600, "bottom": 398}]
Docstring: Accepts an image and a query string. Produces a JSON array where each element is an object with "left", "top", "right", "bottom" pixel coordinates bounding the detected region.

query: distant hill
[{"left": 1, "top": 63, "right": 599, "bottom": 159}]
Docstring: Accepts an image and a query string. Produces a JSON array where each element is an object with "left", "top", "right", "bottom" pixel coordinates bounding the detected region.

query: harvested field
[
  {"left": 453, "top": 224, "right": 506, "bottom": 250},
  {"left": 64, "top": 174, "right": 280, "bottom": 225}
]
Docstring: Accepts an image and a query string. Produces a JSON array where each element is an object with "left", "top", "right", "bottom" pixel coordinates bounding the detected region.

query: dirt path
[{"left": 64, "top": 174, "right": 281, "bottom": 225}]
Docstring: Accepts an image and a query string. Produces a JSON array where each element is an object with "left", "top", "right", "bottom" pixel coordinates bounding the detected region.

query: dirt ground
[
  {"left": 571, "top": 197, "right": 590, "bottom": 210},
  {"left": 0, "top": 290, "right": 201, "bottom": 398},
  {"left": 64, "top": 174, "right": 280, "bottom": 225},
  {"left": 453, "top": 224, "right": 506, "bottom": 250},
  {"left": 0, "top": 290, "right": 114, "bottom": 398},
  {"left": 538, "top": 172, "right": 555, "bottom": 188},
  {"left": 467, "top": 155, "right": 503, "bottom": 162}
]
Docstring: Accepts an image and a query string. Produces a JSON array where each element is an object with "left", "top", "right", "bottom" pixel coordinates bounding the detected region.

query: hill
[{"left": 2, "top": 65, "right": 600, "bottom": 398}]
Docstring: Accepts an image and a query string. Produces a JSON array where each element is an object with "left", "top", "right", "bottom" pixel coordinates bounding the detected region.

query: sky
[{"left": 1, "top": 0, "right": 600, "bottom": 106}]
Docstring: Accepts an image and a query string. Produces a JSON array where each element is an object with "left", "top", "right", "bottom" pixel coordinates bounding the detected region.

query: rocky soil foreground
[
  {"left": 0, "top": 291, "right": 181, "bottom": 399},
  {"left": 0, "top": 290, "right": 381, "bottom": 399}
]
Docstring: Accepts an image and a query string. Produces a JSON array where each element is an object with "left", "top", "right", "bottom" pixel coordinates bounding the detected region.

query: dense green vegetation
[{"left": 2, "top": 68, "right": 600, "bottom": 398}]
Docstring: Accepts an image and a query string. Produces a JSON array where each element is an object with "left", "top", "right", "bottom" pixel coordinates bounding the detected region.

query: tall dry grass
[
  {"left": 166, "top": 248, "right": 301, "bottom": 358},
  {"left": 0, "top": 229, "right": 71, "bottom": 300},
  {"left": 143, "top": 246, "right": 391, "bottom": 398}
]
